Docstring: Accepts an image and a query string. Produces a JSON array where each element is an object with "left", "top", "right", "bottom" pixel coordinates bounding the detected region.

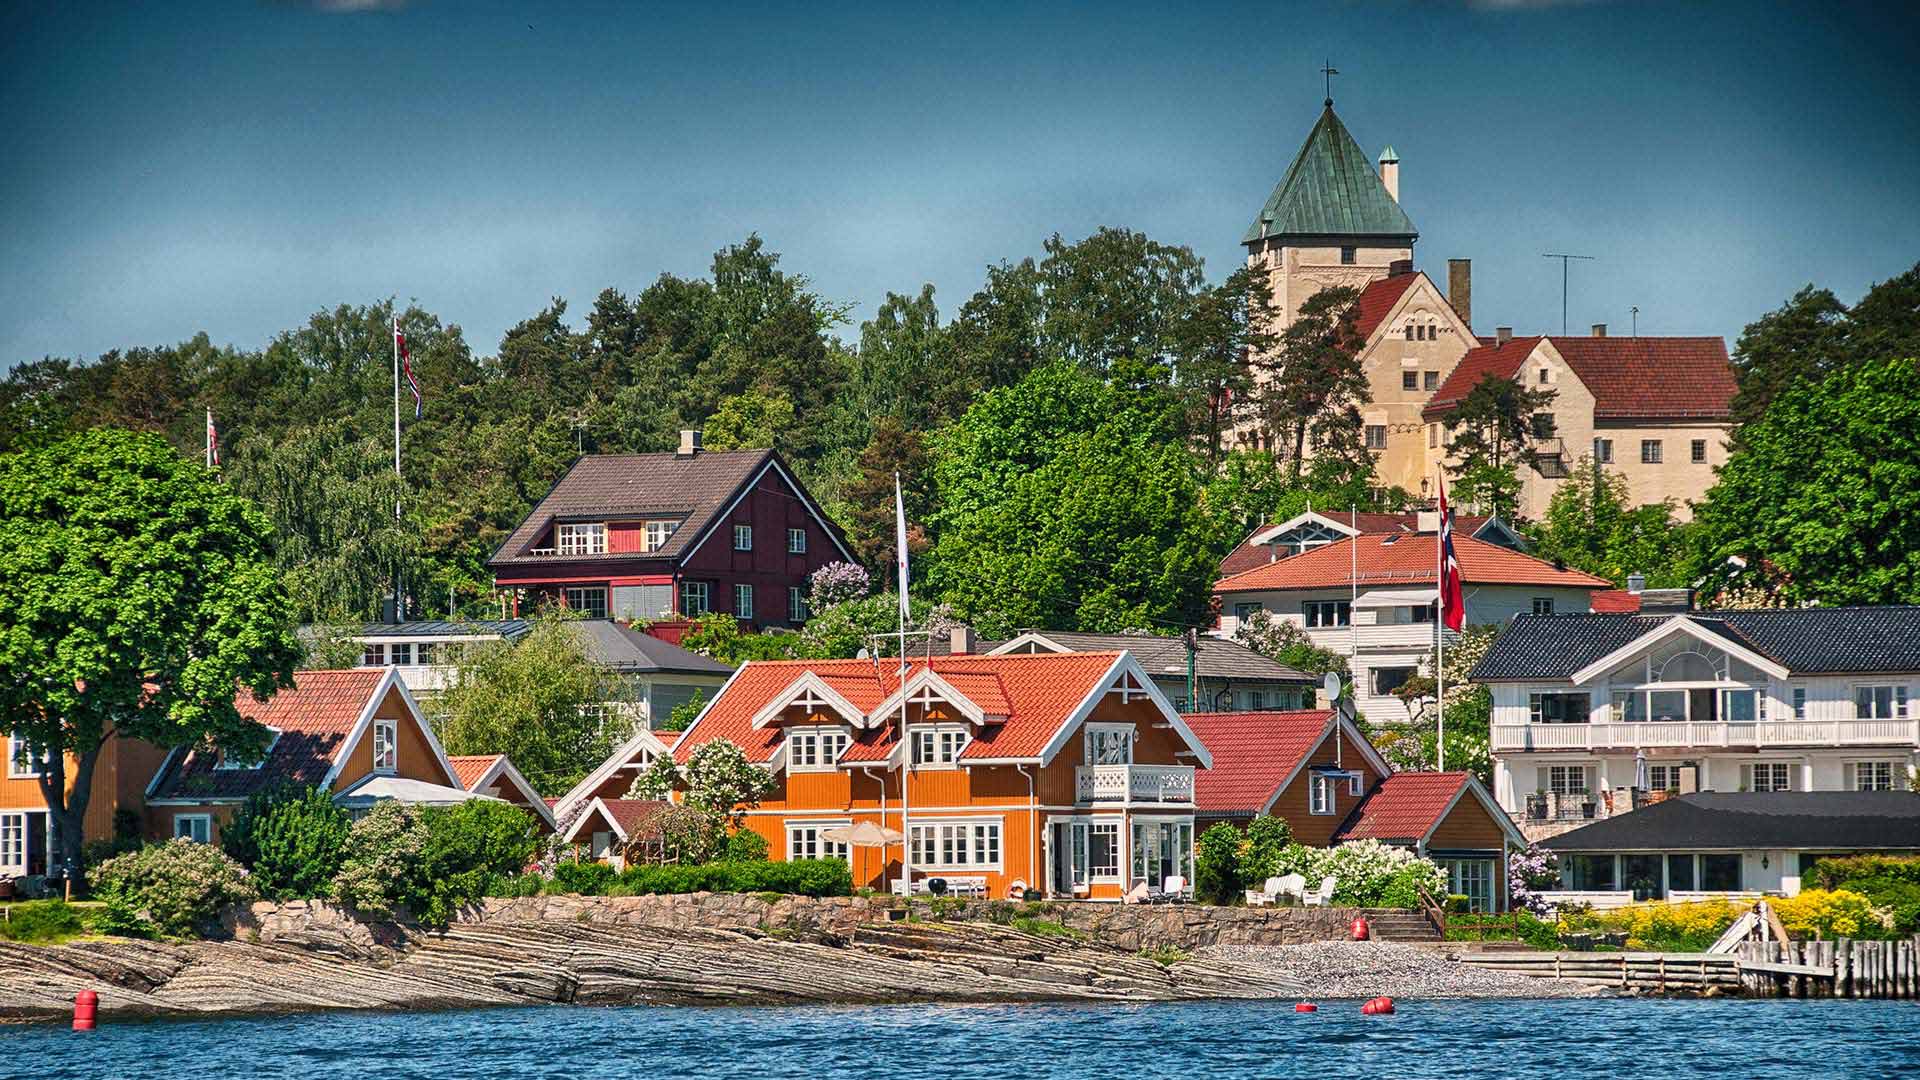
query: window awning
[{"left": 1354, "top": 588, "right": 1438, "bottom": 608}]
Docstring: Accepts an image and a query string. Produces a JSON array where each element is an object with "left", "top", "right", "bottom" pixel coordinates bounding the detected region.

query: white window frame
[
  {"left": 1546, "top": 764, "right": 1592, "bottom": 796},
  {"left": 1304, "top": 600, "right": 1351, "bottom": 628},
  {"left": 215, "top": 727, "right": 281, "bottom": 771},
  {"left": 1088, "top": 819, "right": 1123, "bottom": 882},
  {"left": 173, "top": 813, "right": 212, "bottom": 844},
  {"left": 0, "top": 811, "right": 26, "bottom": 871},
  {"left": 389, "top": 642, "right": 413, "bottom": 666},
  {"left": 1722, "top": 687, "right": 1765, "bottom": 723},
  {"left": 787, "top": 528, "right": 807, "bottom": 555},
  {"left": 789, "top": 586, "right": 808, "bottom": 623},
  {"left": 361, "top": 642, "right": 386, "bottom": 667},
  {"left": 1646, "top": 762, "right": 1693, "bottom": 793},
  {"left": 786, "top": 726, "right": 850, "bottom": 771},
  {"left": 786, "top": 819, "right": 852, "bottom": 863},
  {"left": 372, "top": 718, "right": 398, "bottom": 774},
  {"left": 912, "top": 725, "right": 970, "bottom": 768},
  {"left": 1084, "top": 723, "right": 1134, "bottom": 766},
  {"left": 1309, "top": 773, "right": 1344, "bottom": 815},
  {"left": 8, "top": 732, "right": 47, "bottom": 779},
  {"left": 1792, "top": 686, "right": 1807, "bottom": 721},
  {"left": 680, "top": 580, "right": 711, "bottom": 615},
  {"left": 909, "top": 818, "right": 1003, "bottom": 871},
  {"left": 1641, "top": 439, "right": 1663, "bottom": 464},
  {"left": 1531, "top": 597, "right": 1555, "bottom": 616},
  {"left": 733, "top": 524, "right": 753, "bottom": 551},
  {"left": 556, "top": 522, "right": 607, "bottom": 556},
  {"left": 1595, "top": 438, "right": 1613, "bottom": 464},
  {"left": 1848, "top": 760, "right": 1901, "bottom": 792},
  {"left": 1365, "top": 425, "right": 1388, "bottom": 450},
  {"left": 734, "top": 583, "right": 754, "bottom": 620},
  {"left": 1854, "top": 684, "right": 1909, "bottom": 720},
  {"left": 562, "top": 585, "right": 608, "bottom": 619},
  {"left": 1745, "top": 761, "right": 1793, "bottom": 793},
  {"left": 644, "top": 520, "right": 677, "bottom": 552}
]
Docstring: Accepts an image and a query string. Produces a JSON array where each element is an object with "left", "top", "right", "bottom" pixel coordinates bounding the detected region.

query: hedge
[
  {"left": 612, "top": 858, "right": 852, "bottom": 898},
  {"left": 1807, "top": 855, "right": 1920, "bottom": 934}
]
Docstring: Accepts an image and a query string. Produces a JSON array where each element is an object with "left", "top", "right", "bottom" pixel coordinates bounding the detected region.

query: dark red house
[{"left": 489, "top": 432, "right": 855, "bottom": 632}]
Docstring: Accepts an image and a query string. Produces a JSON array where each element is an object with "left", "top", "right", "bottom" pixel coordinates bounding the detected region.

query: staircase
[{"left": 1363, "top": 911, "right": 1442, "bottom": 943}]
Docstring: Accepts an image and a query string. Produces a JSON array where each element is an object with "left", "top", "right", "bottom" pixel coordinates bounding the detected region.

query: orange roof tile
[
  {"left": 1352, "top": 273, "right": 1422, "bottom": 340},
  {"left": 1219, "top": 512, "right": 1499, "bottom": 577},
  {"left": 1187, "top": 710, "right": 1333, "bottom": 816},
  {"left": 150, "top": 669, "right": 386, "bottom": 799},
  {"left": 1425, "top": 336, "right": 1733, "bottom": 420},
  {"left": 449, "top": 754, "right": 504, "bottom": 790},
  {"left": 1214, "top": 533, "right": 1610, "bottom": 593},
  {"left": 1332, "top": 771, "right": 1473, "bottom": 843},
  {"left": 1589, "top": 589, "right": 1643, "bottom": 613}
]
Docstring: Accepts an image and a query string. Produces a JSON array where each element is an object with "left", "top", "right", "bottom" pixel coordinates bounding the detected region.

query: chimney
[
  {"left": 1591, "top": 323, "right": 1607, "bottom": 338},
  {"left": 1378, "top": 145, "right": 1400, "bottom": 202},
  {"left": 1626, "top": 572, "right": 1647, "bottom": 594},
  {"left": 948, "top": 625, "right": 976, "bottom": 655},
  {"left": 1495, "top": 326, "right": 1513, "bottom": 346},
  {"left": 1447, "top": 259, "right": 1472, "bottom": 327},
  {"left": 381, "top": 594, "right": 401, "bottom": 624},
  {"left": 1677, "top": 765, "right": 1699, "bottom": 795},
  {"left": 1416, "top": 510, "right": 1440, "bottom": 532},
  {"left": 1388, "top": 259, "right": 1413, "bottom": 278},
  {"left": 1638, "top": 588, "right": 1694, "bottom": 613},
  {"left": 677, "top": 429, "right": 702, "bottom": 457}
]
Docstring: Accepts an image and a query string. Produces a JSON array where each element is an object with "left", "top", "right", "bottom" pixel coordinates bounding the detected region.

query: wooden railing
[{"left": 1416, "top": 887, "right": 1447, "bottom": 938}]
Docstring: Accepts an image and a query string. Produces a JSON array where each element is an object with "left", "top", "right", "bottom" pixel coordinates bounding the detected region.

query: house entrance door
[{"left": 1050, "top": 821, "right": 1087, "bottom": 897}]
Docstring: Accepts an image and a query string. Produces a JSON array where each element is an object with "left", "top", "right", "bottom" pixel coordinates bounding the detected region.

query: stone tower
[{"left": 1244, "top": 103, "right": 1418, "bottom": 330}]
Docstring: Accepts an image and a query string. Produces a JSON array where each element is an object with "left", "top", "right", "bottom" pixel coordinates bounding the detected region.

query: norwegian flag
[
  {"left": 1438, "top": 475, "right": 1465, "bottom": 630},
  {"left": 396, "top": 322, "right": 422, "bottom": 418},
  {"left": 205, "top": 407, "right": 220, "bottom": 468}
]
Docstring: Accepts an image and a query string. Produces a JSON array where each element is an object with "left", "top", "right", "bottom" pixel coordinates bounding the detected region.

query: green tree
[
  {"left": 1727, "top": 265, "right": 1920, "bottom": 430},
  {"left": 835, "top": 417, "right": 932, "bottom": 569},
  {"left": 1442, "top": 375, "right": 1556, "bottom": 521},
  {"left": 679, "top": 610, "right": 798, "bottom": 664},
  {"left": 1248, "top": 285, "right": 1369, "bottom": 481},
  {"left": 703, "top": 388, "right": 795, "bottom": 452},
  {"left": 1533, "top": 460, "right": 1696, "bottom": 587},
  {"left": 1171, "top": 267, "right": 1276, "bottom": 471},
  {"left": 630, "top": 739, "right": 775, "bottom": 863},
  {"left": 1694, "top": 356, "right": 1920, "bottom": 605},
  {"left": 220, "top": 785, "right": 353, "bottom": 900},
  {"left": 851, "top": 284, "right": 958, "bottom": 430},
  {"left": 1036, "top": 227, "right": 1206, "bottom": 372},
  {"left": 0, "top": 429, "right": 300, "bottom": 872},
  {"left": 428, "top": 612, "right": 634, "bottom": 795}
]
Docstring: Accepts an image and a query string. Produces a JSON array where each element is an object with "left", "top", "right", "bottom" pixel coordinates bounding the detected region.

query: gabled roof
[
  {"left": 448, "top": 753, "right": 557, "bottom": 828},
  {"left": 1541, "top": 791, "right": 1920, "bottom": 852},
  {"left": 1245, "top": 104, "right": 1418, "bottom": 244},
  {"left": 562, "top": 797, "right": 672, "bottom": 843},
  {"left": 569, "top": 619, "right": 735, "bottom": 677},
  {"left": 983, "top": 631, "right": 1313, "bottom": 684},
  {"left": 1351, "top": 273, "right": 1423, "bottom": 340},
  {"left": 488, "top": 449, "right": 852, "bottom": 568},
  {"left": 1186, "top": 709, "right": 1387, "bottom": 817},
  {"left": 1474, "top": 607, "right": 1920, "bottom": 681},
  {"left": 549, "top": 723, "right": 684, "bottom": 819},
  {"left": 148, "top": 669, "right": 392, "bottom": 800},
  {"left": 449, "top": 754, "right": 505, "bottom": 789},
  {"left": 1332, "top": 771, "right": 1524, "bottom": 848},
  {"left": 1423, "top": 336, "right": 1735, "bottom": 421},
  {"left": 1223, "top": 510, "right": 1517, "bottom": 576},
  {"left": 1214, "top": 533, "right": 1609, "bottom": 594}
]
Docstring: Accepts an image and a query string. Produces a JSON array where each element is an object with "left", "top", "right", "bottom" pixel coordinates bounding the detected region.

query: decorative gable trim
[
  {"left": 986, "top": 632, "right": 1073, "bottom": 656},
  {"left": 318, "top": 669, "right": 460, "bottom": 792},
  {"left": 1036, "top": 653, "right": 1214, "bottom": 769},
  {"left": 870, "top": 668, "right": 1003, "bottom": 727},
  {"left": 1567, "top": 615, "right": 1791, "bottom": 686},
  {"left": 554, "top": 716, "right": 697, "bottom": 819},
  {"left": 462, "top": 755, "right": 558, "bottom": 830},
  {"left": 748, "top": 671, "right": 868, "bottom": 730},
  {"left": 562, "top": 797, "right": 624, "bottom": 843},
  {"left": 1248, "top": 510, "right": 1364, "bottom": 548}
]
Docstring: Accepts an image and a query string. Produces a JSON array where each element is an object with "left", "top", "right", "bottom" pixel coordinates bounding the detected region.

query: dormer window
[
  {"left": 787, "top": 726, "right": 850, "bottom": 771},
  {"left": 556, "top": 522, "right": 607, "bottom": 556},
  {"left": 372, "top": 718, "right": 398, "bottom": 774},
  {"left": 215, "top": 728, "right": 281, "bottom": 771},
  {"left": 644, "top": 520, "right": 677, "bottom": 552},
  {"left": 912, "top": 726, "right": 969, "bottom": 767}
]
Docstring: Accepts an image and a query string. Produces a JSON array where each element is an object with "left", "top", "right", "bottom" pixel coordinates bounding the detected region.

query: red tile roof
[
  {"left": 672, "top": 652, "right": 1126, "bottom": 765},
  {"left": 149, "top": 669, "right": 386, "bottom": 799},
  {"left": 1214, "top": 533, "right": 1610, "bottom": 593},
  {"left": 600, "top": 798, "right": 672, "bottom": 836},
  {"left": 1219, "top": 512, "right": 1495, "bottom": 578},
  {"left": 1187, "top": 710, "right": 1333, "bottom": 816},
  {"left": 1425, "top": 336, "right": 1734, "bottom": 420},
  {"left": 1589, "top": 589, "right": 1643, "bottom": 613},
  {"left": 449, "top": 754, "right": 504, "bottom": 790},
  {"left": 1352, "top": 273, "right": 1422, "bottom": 340},
  {"left": 1332, "top": 771, "right": 1472, "bottom": 843}
]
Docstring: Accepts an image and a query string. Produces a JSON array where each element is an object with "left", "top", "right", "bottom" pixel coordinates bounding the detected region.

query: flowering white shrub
[
  {"left": 1509, "top": 844, "right": 1560, "bottom": 915},
  {"left": 808, "top": 562, "right": 871, "bottom": 612},
  {"left": 88, "top": 838, "right": 257, "bottom": 937},
  {"left": 1266, "top": 839, "right": 1447, "bottom": 908}
]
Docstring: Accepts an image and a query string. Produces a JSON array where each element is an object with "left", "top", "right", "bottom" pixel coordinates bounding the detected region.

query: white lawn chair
[
  {"left": 1276, "top": 873, "right": 1306, "bottom": 904},
  {"left": 1123, "top": 881, "right": 1151, "bottom": 904},
  {"left": 1162, "top": 874, "right": 1189, "bottom": 903},
  {"left": 1245, "top": 876, "right": 1285, "bottom": 906},
  {"left": 1302, "top": 876, "right": 1337, "bottom": 907}
]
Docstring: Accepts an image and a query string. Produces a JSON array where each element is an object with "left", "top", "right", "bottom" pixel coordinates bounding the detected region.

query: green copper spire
[{"left": 1243, "top": 106, "right": 1418, "bottom": 245}]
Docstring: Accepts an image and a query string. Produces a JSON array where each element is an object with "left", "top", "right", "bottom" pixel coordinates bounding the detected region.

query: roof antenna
[
  {"left": 1631, "top": 305, "right": 1640, "bottom": 338},
  {"left": 1321, "top": 60, "right": 1340, "bottom": 107},
  {"left": 1541, "top": 253, "right": 1594, "bottom": 336}
]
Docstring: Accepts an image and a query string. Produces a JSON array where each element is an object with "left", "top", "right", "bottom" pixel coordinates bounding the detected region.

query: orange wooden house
[
  {"left": 4, "top": 729, "right": 168, "bottom": 881},
  {"left": 561, "top": 650, "right": 1213, "bottom": 899}
]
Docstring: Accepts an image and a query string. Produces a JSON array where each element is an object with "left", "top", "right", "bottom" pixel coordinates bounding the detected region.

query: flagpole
[
  {"left": 894, "top": 473, "right": 912, "bottom": 892},
  {"left": 393, "top": 313, "right": 403, "bottom": 618},
  {"left": 205, "top": 407, "right": 213, "bottom": 469},
  {"left": 1436, "top": 474, "right": 1447, "bottom": 772}
]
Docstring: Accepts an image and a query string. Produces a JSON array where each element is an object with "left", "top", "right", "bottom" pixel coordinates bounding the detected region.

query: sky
[{"left": 4, "top": 0, "right": 1918, "bottom": 370}]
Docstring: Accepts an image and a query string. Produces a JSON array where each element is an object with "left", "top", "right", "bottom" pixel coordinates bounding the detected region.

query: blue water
[{"left": 8, "top": 998, "right": 1920, "bottom": 1079}]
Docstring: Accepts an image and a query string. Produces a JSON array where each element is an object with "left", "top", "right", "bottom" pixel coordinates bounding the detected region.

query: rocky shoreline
[{"left": 0, "top": 894, "right": 1598, "bottom": 1022}]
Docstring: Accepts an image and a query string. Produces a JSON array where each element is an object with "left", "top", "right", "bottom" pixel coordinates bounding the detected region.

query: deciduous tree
[{"left": 1441, "top": 375, "right": 1556, "bottom": 521}]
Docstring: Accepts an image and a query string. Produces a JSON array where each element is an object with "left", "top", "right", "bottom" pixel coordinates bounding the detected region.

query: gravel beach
[{"left": 1197, "top": 941, "right": 1608, "bottom": 999}]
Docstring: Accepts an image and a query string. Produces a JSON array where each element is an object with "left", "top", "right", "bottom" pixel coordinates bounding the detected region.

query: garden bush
[
  {"left": 1268, "top": 840, "right": 1447, "bottom": 908},
  {"left": 332, "top": 800, "right": 543, "bottom": 927},
  {"left": 1239, "top": 816, "right": 1294, "bottom": 885},
  {"left": 1807, "top": 856, "right": 1920, "bottom": 934},
  {"left": 1573, "top": 899, "right": 1741, "bottom": 951},
  {"left": 612, "top": 857, "right": 851, "bottom": 898},
  {"left": 221, "top": 785, "right": 352, "bottom": 900},
  {"left": 87, "top": 839, "right": 257, "bottom": 937},
  {"left": 0, "top": 899, "right": 85, "bottom": 943},
  {"left": 1194, "top": 822, "right": 1244, "bottom": 904},
  {"left": 549, "top": 859, "right": 619, "bottom": 896},
  {"left": 723, "top": 828, "right": 770, "bottom": 863},
  {"left": 1771, "top": 888, "right": 1892, "bottom": 939}
]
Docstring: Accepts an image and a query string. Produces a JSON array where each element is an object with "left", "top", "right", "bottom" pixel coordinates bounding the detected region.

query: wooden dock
[{"left": 1457, "top": 936, "right": 1920, "bottom": 999}]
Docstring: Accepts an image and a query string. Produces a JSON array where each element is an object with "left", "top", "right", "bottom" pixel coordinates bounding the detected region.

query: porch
[
  {"left": 1074, "top": 763, "right": 1195, "bottom": 806},
  {"left": 1493, "top": 718, "right": 1919, "bottom": 752}
]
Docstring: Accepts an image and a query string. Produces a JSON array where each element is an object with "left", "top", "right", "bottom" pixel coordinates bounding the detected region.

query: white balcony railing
[
  {"left": 1075, "top": 763, "right": 1196, "bottom": 805},
  {"left": 1493, "top": 719, "right": 1920, "bottom": 752}
]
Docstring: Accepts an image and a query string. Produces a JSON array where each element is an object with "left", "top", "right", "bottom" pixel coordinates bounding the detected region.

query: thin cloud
[{"left": 301, "top": 1, "right": 408, "bottom": 12}]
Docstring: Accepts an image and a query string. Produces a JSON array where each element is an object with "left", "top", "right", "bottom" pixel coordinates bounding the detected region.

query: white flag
[{"left": 894, "top": 473, "right": 910, "bottom": 626}]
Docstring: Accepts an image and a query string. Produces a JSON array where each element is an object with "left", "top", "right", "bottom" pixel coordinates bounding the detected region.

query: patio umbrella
[
  {"left": 821, "top": 822, "right": 903, "bottom": 846},
  {"left": 1634, "top": 750, "right": 1648, "bottom": 791}
]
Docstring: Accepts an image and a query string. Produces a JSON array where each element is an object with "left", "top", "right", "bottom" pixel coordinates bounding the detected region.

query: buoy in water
[
  {"left": 72, "top": 989, "right": 97, "bottom": 1031},
  {"left": 1350, "top": 916, "right": 1370, "bottom": 941},
  {"left": 1294, "top": 1002, "right": 1317, "bottom": 1013}
]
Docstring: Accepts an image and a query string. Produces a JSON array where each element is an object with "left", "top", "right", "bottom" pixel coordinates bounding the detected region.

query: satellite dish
[
  {"left": 1322, "top": 671, "right": 1343, "bottom": 702},
  {"left": 856, "top": 647, "right": 870, "bottom": 660}
]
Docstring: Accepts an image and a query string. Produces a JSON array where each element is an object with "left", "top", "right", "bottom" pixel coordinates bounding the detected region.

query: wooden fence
[
  {"left": 1456, "top": 936, "right": 1920, "bottom": 998},
  {"left": 1456, "top": 951, "right": 1742, "bottom": 992}
]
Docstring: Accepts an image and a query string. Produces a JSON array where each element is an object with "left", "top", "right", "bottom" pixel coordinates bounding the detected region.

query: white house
[{"left": 1214, "top": 532, "right": 1608, "bottom": 723}]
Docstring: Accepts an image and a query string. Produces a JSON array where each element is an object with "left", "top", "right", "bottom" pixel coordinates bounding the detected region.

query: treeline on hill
[{"left": 3, "top": 233, "right": 1917, "bottom": 632}]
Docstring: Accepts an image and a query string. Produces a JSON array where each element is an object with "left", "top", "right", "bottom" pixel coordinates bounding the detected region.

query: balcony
[
  {"left": 1075, "top": 763, "right": 1196, "bottom": 806},
  {"left": 1492, "top": 719, "right": 1920, "bottom": 752}
]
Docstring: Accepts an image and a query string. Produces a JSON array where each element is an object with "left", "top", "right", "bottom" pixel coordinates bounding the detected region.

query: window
[
  {"left": 0, "top": 813, "right": 23, "bottom": 871},
  {"left": 787, "top": 527, "right": 807, "bottom": 554},
  {"left": 1849, "top": 761, "right": 1899, "bottom": 791},
  {"left": 1641, "top": 439, "right": 1663, "bottom": 464},
  {"left": 1428, "top": 423, "right": 1439, "bottom": 448},
  {"left": 1595, "top": 438, "right": 1613, "bottom": 464},
  {"left": 1244, "top": 691, "right": 1266, "bottom": 710},
  {"left": 556, "top": 522, "right": 607, "bottom": 555},
  {"left": 1610, "top": 691, "right": 1646, "bottom": 723},
  {"left": 8, "top": 732, "right": 46, "bottom": 778},
  {"left": 910, "top": 821, "right": 1001, "bottom": 869},
  {"left": 1722, "top": 688, "right": 1763, "bottom": 723},
  {"left": 1531, "top": 598, "right": 1556, "bottom": 616},
  {"left": 680, "top": 580, "right": 711, "bottom": 615},
  {"left": 1304, "top": 600, "right": 1351, "bottom": 628},
  {"left": 1854, "top": 685, "right": 1909, "bottom": 720},
  {"left": 1339, "top": 246, "right": 1356, "bottom": 265},
  {"left": 562, "top": 586, "right": 608, "bottom": 619},
  {"left": 1233, "top": 602, "right": 1263, "bottom": 623},
  {"left": 787, "top": 821, "right": 851, "bottom": 863},
  {"left": 215, "top": 728, "right": 279, "bottom": 771},
  {"left": 1423, "top": 370, "right": 1438, "bottom": 390},
  {"left": 734, "top": 584, "right": 754, "bottom": 620},
  {"left": 415, "top": 643, "right": 436, "bottom": 665},
  {"left": 1648, "top": 689, "right": 1687, "bottom": 722},
  {"left": 1792, "top": 686, "right": 1807, "bottom": 721},
  {"left": 1404, "top": 325, "right": 1416, "bottom": 341},
  {"left": 789, "top": 586, "right": 808, "bottom": 623},
  {"left": 1565, "top": 854, "right": 1615, "bottom": 891},
  {"left": 643, "top": 520, "right": 677, "bottom": 552},
  {"left": 1088, "top": 822, "right": 1121, "bottom": 881},
  {"left": 389, "top": 642, "right": 413, "bottom": 666},
  {"left": 1537, "top": 368, "right": 1550, "bottom": 385},
  {"left": 1085, "top": 724, "right": 1134, "bottom": 765},
  {"left": 1691, "top": 439, "right": 1708, "bottom": 464},
  {"left": 1426, "top": 324, "right": 1437, "bottom": 341},
  {"left": 1310, "top": 774, "right": 1337, "bottom": 815},
  {"left": 1547, "top": 765, "right": 1591, "bottom": 796},
  {"left": 173, "top": 814, "right": 212, "bottom": 844},
  {"left": 361, "top": 642, "right": 386, "bottom": 667},
  {"left": 1371, "top": 666, "right": 1415, "bottom": 696},
  {"left": 1744, "top": 762, "right": 1792, "bottom": 792},
  {"left": 1131, "top": 819, "right": 1194, "bottom": 888},
  {"left": 1441, "top": 858, "right": 1496, "bottom": 913},
  {"left": 912, "top": 727, "right": 968, "bottom": 767},
  {"left": 1529, "top": 693, "right": 1592, "bottom": 725},
  {"left": 1402, "top": 371, "right": 1418, "bottom": 390},
  {"left": 1647, "top": 763, "right": 1693, "bottom": 793},
  {"left": 787, "top": 727, "right": 850, "bottom": 770},
  {"left": 1700, "top": 854, "right": 1742, "bottom": 891},
  {"left": 733, "top": 524, "right": 753, "bottom": 551},
  {"left": 372, "top": 718, "right": 397, "bottom": 773},
  {"left": 1530, "top": 413, "right": 1556, "bottom": 438},
  {"left": 1667, "top": 854, "right": 1696, "bottom": 892},
  {"left": 1365, "top": 425, "right": 1387, "bottom": 450}
]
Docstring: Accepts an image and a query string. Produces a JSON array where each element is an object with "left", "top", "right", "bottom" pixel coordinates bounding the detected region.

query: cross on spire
[{"left": 1321, "top": 60, "right": 1340, "bottom": 106}]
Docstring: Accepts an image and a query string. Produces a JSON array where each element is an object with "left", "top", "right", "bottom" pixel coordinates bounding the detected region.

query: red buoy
[
  {"left": 1373, "top": 996, "right": 1395, "bottom": 1014},
  {"left": 1294, "top": 1002, "right": 1317, "bottom": 1013},
  {"left": 72, "top": 989, "right": 97, "bottom": 1031},
  {"left": 1350, "top": 916, "right": 1370, "bottom": 941}
]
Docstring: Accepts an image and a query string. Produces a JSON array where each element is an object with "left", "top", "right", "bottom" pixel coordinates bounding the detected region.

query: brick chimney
[
  {"left": 1591, "top": 323, "right": 1608, "bottom": 338},
  {"left": 1447, "top": 259, "right": 1472, "bottom": 327},
  {"left": 677, "top": 429, "right": 702, "bottom": 457},
  {"left": 1378, "top": 145, "right": 1400, "bottom": 202},
  {"left": 1388, "top": 259, "right": 1413, "bottom": 277},
  {"left": 948, "top": 625, "right": 977, "bottom": 655},
  {"left": 1495, "top": 326, "right": 1513, "bottom": 346},
  {"left": 1638, "top": 588, "right": 1694, "bottom": 613}
]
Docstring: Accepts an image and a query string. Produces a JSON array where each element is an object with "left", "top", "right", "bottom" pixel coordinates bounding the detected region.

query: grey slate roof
[
  {"left": 927, "top": 630, "right": 1314, "bottom": 684},
  {"left": 1541, "top": 792, "right": 1920, "bottom": 852},
  {"left": 1244, "top": 105, "right": 1418, "bottom": 245},
  {"left": 353, "top": 620, "right": 532, "bottom": 640},
  {"left": 1472, "top": 607, "right": 1920, "bottom": 680},
  {"left": 569, "top": 620, "right": 734, "bottom": 677}
]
